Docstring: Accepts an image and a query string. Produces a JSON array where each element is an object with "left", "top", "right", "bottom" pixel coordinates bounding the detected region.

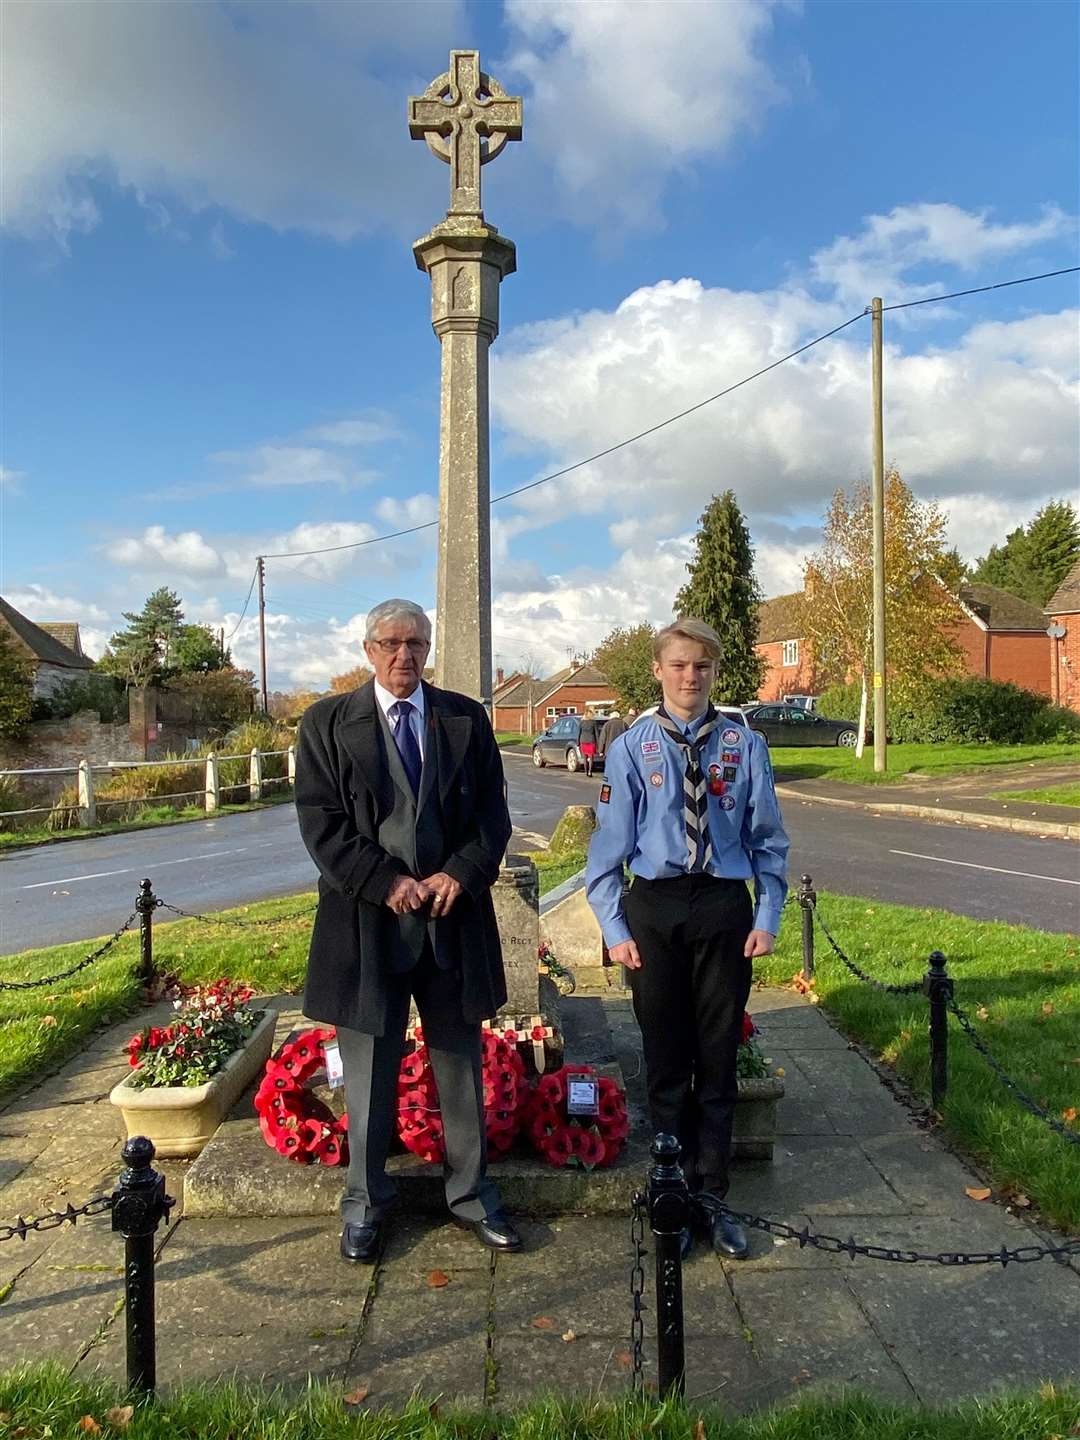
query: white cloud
[
  {"left": 0, "top": 466, "right": 25, "bottom": 494},
  {"left": 374, "top": 493, "right": 439, "bottom": 529},
  {"left": 107, "top": 525, "right": 226, "bottom": 578},
  {"left": 810, "top": 203, "right": 1074, "bottom": 309},
  {"left": 500, "top": 0, "right": 791, "bottom": 229},
  {"left": 1, "top": 0, "right": 464, "bottom": 246},
  {"left": 211, "top": 443, "right": 375, "bottom": 491},
  {"left": 4, "top": 585, "right": 112, "bottom": 660},
  {"left": 307, "top": 415, "right": 402, "bottom": 447}
]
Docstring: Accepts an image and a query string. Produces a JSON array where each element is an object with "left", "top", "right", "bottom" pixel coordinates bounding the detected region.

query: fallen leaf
[
  {"left": 1042, "top": 1002, "right": 1054, "bottom": 1015},
  {"left": 531, "top": 1316, "right": 556, "bottom": 1330},
  {"left": 40, "top": 1015, "right": 57, "bottom": 1027},
  {"left": 975, "top": 1006, "right": 989, "bottom": 1022},
  {"left": 1012, "top": 1193, "right": 1031, "bottom": 1208},
  {"left": 1063, "top": 1108, "right": 1078, "bottom": 1124},
  {"left": 105, "top": 1406, "right": 134, "bottom": 1429},
  {"left": 343, "top": 1386, "right": 370, "bottom": 1405},
  {"left": 614, "top": 1350, "right": 633, "bottom": 1369},
  {"left": 77, "top": 1420, "right": 102, "bottom": 1436},
  {"left": 774, "top": 1067, "right": 785, "bottom": 1078},
  {"left": 965, "top": 1187, "right": 992, "bottom": 1201},
  {"left": 427, "top": 1270, "right": 450, "bottom": 1288},
  {"left": 561, "top": 1329, "right": 577, "bottom": 1343},
  {"left": 693, "top": 1421, "right": 707, "bottom": 1440}
]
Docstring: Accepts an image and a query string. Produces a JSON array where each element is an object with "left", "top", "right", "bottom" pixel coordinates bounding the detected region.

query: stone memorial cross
[
  {"left": 408, "top": 51, "right": 522, "bottom": 702},
  {"left": 408, "top": 50, "right": 523, "bottom": 217}
]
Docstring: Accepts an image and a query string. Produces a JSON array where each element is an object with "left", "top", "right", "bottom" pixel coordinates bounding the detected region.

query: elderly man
[
  {"left": 295, "top": 598, "right": 521, "bottom": 1261},
  {"left": 586, "top": 618, "right": 789, "bottom": 1260}
]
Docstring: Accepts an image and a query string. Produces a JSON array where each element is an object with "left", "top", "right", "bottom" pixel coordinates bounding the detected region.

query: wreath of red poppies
[
  {"left": 254, "top": 1030, "right": 627, "bottom": 1171},
  {"left": 521, "top": 1064, "right": 629, "bottom": 1169}
]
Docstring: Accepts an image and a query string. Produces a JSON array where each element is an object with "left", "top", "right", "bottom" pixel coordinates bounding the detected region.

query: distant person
[
  {"left": 599, "top": 709, "right": 626, "bottom": 758},
  {"left": 585, "top": 618, "right": 789, "bottom": 1261},
  {"left": 577, "top": 712, "right": 600, "bottom": 777}
]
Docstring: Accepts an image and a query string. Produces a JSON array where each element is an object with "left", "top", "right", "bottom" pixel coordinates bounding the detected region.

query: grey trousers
[{"left": 336, "top": 951, "right": 501, "bottom": 1225}]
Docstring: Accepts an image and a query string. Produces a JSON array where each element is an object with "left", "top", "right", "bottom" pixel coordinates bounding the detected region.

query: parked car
[
  {"left": 531, "top": 715, "right": 606, "bottom": 773},
  {"left": 742, "top": 703, "right": 858, "bottom": 747}
]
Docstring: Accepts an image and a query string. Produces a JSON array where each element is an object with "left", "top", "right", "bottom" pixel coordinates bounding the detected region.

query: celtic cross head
[{"left": 408, "top": 50, "right": 523, "bottom": 217}]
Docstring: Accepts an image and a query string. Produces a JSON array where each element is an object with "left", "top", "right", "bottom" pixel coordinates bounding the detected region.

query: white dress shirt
[{"left": 373, "top": 679, "right": 426, "bottom": 761}]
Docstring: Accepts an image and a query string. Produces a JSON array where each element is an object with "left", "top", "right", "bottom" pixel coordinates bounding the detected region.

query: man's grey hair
[{"left": 364, "top": 599, "right": 432, "bottom": 642}]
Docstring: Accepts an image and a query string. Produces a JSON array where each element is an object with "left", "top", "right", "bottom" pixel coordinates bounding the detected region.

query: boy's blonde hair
[{"left": 653, "top": 617, "right": 723, "bottom": 662}]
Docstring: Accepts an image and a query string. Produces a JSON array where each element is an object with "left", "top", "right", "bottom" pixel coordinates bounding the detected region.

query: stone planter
[
  {"left": 109, "top": 1009, "right": 277, "bottom": 1159},
  {"left": 733, "top": 1075, "right": 785, "bottom": 1161}
]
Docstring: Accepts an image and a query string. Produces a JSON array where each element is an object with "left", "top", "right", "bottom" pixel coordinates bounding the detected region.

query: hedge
[{"left": 816, "top": 676, "right": 1080, "bottom": 745}]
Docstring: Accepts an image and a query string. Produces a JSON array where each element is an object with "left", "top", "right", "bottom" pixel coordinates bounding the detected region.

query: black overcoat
[{"left": 295, "top": 680, "right": 512, "bottom": 1036}]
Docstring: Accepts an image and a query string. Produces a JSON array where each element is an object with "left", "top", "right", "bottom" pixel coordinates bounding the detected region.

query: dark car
[
  {"left": 743, "top": 703, "right": 859, "bottom": 748},
  {"left": 531, "top": 715, "right": 605, "bottom": 773}
]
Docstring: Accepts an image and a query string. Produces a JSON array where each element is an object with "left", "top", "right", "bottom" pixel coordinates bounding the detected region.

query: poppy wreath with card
[
  {"left": 396, "top": 1024, "right": 528, "bottom": 1163},
  {"left": 253, "top": 1027, "right": 349, "bottom": 1167},
  {"left": 522, "top": 1064, "right": 629, "bottom": 1170}
]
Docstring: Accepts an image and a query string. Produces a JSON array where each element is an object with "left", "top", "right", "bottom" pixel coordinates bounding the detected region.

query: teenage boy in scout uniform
[{"left": 586, "top": 618, "right": 789, "bottom": 1259}]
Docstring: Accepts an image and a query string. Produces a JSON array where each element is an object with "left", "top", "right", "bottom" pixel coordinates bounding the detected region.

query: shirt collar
[{"left": 373, "top": 679, "right": 425, "bottom": 722}]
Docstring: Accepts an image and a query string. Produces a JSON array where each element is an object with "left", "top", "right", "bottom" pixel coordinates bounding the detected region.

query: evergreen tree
[
  {"left": 99, "top": 587, "right": 185, "bottom": 686},
  {"left": 173, "top": 623, "right": 228, "bottom": 674},
  {"left": 971, "top": 499, "right": 1079, "bottom": 606},
  {"left": 674, "top": 490, "right": 765, "bottom": 702}
]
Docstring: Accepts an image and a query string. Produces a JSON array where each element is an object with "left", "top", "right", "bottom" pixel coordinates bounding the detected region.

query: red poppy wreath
[
  {"left": 253, "top": 1027, "right": 349, "bottom": 1166},
  {"left": 522, "top": 1064, "right": 629, "bottom": 1169},
  {"left": 397, "top": 1025, "right": 528, "bottom": 1163}
]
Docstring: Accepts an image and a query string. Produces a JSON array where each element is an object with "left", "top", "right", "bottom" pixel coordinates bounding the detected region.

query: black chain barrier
[
  {"left": 629, "top": 1192, "right": 647, "bottom": 1390},
  {"left": 155, "top": 900, "right": 317, "bottom": 928},
  {"left": 0, "top": 912, "right": 137, "bottom": 993},
  {"left": 947, "top": 996, "right": 1080, "bottom": 1147},
  {"left": 813, "top": 905, "right": 924, "bottom": 995},
  {"left": 0, "top": 1194, "right": 114, "bottom": 1243}
]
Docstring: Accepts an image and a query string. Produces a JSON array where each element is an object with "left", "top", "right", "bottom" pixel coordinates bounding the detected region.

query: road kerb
[{"left": 774, "top": 786, "right": 1079, "bottom": 841}]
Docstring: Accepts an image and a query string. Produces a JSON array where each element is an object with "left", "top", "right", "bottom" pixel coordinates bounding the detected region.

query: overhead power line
[
  {"left": 259, "top": 262, "right": 1079, "bottom": 563},
  {"left": 224, "top": 562, "right": 260, "bottom": 641}
]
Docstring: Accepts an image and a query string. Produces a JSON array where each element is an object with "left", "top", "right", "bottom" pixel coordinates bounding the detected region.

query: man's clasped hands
[{"left": 385, "top": 872, "right": 463, "bottom": 916}]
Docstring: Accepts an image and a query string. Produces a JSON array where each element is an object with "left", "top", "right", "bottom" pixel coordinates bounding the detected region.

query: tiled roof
[
  {"left": 0, "top": 597, "right": 94, "bottom": 669},
  {"left": 1045, "top": 558, "right": 1080, "bottom": 617},
  {"left": 756, "top": 593, "right": 804, "bottom": 643},
  {"left": 494, "top": 676, "right": 541, "bottom": 708},
  {"left": 959, "top": 583, "right": 1048, "bottom": 631},
  {"left": 39, "top": 623, "right": 83, "bottom": 656},
  {"left": 494, "top": 663, "right": 613, "bottom": 708}
]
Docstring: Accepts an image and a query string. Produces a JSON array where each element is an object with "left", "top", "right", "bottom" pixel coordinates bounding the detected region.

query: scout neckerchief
[{"left": 654, "top": 703, "right": 722, "bottom": 871}]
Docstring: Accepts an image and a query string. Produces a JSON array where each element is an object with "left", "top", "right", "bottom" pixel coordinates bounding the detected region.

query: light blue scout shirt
[{"left": 585, "top": 710, "right": 790, "bottom": 948}]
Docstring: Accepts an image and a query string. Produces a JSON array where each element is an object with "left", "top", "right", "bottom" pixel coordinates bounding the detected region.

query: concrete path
[{"left": 0, "top": 984, "right": 1076, "bottom": 1412}]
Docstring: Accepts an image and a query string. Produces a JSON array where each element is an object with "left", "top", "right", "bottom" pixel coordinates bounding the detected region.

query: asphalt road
[{"left": 1, "top": 754, "right": 1076, "bottom": 957}]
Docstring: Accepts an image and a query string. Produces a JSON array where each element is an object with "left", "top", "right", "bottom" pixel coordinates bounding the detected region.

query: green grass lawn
[
  {"left": 495, "top": 732, "right": 532, "bottom": 747},
  {"left": 1, "top": 872, "right": 1076, "bottom": 1226},
  {"left": 768, "top": 742, "right": 1077, "bottom": 786},
  {"left": 757, "top": 892, "right": 1079, "bottom": 1229},
  {"left": 0, "top": 793, "right": 295, "bottom": 853},
  {"left": 0, "top": 1367, "right": 1075, "bottom": 1440},
  {"left": 993, "top": 782, "right": 1080, "bottom": 808}
]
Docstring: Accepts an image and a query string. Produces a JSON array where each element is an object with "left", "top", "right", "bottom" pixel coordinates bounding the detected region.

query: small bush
[
  {"left": 817, "top": 676, "right": 1078, "bottom": 745},
  {"left": 31, "top": 673, "right": 126, "bottom": 724}
]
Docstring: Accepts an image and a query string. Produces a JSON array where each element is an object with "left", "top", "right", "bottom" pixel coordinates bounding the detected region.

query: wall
[
  {"left": 1050, "top": 612, "right": 1080, "bottom": 713},
  {"left": 754, "top": 640, "right": 817, "bottom": 702},
  {"left": 535, "top": 684, "right": 615, "bottom": 728},
  {"left": 988, "top": 632, "right": 1050, "bottom": 697}
]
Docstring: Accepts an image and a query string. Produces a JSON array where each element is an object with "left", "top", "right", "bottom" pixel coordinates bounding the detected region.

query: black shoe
[
  {"left": 340, "top": 1219, "right": 382, "bottom": 1264},
  {"left": 709, "top": 1212, "right": 749, "bottom": 1260},
  {"left": 454, "top": 1211, "right": 523, "bottom": 1252}
]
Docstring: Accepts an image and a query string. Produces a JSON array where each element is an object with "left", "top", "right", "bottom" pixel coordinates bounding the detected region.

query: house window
[{"left": 781, "top": 640, "right": 799, "bottom": 667}]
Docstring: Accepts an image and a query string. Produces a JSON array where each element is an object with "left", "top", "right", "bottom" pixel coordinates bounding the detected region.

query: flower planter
[
  {"left": 110, "top": 1008, "right": 277, "bottom": 1158},
  {"left": 733, "top": 1075, "right": 785, "bottom": 1161}
]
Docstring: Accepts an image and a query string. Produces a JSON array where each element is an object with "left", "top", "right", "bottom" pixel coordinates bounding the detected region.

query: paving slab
[
  {"left": 727, "top": 1134, "right": 911, "bottom": 1217},
  {"left": 787, "top": 1048, "right": 920, "bottom": 1137}
]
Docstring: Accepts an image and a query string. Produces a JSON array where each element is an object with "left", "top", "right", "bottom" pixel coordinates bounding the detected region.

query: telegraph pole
[
  {"left": 871, "top": 297, "right": 887, "bottom": 773},
  {"left": 256, "top": 555, "right": 269, "bottom": 714}
]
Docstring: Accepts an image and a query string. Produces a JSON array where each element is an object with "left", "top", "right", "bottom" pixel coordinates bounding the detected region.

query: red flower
[
  {"left": 576, "top": 1129, "right": 607, "bottom": 1169},
  {"left": 741, "top": 1012, "right": 756, "bottom": 1045},
  {"left": 543, "top": 1129, "right": 575, "bottom": 1167}
]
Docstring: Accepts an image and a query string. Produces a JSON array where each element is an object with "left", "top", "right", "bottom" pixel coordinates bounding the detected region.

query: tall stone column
[
  {"left": 413, "top": 219, "right": 515, "bottom": 701},
  {"left": 409, "top": 50, "right": 522, "bottom": 704}
]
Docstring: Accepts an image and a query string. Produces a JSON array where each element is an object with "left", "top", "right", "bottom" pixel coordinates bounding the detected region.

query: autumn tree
[
  {"left": 591, "top": 623, "right": 661, "bottom": 712},
  {"left": 802, "top": 469, "right": 962, "bottom": 753},
  {"left": 972, "top": 499, "right": 1080, "bottom": 606},
  {"left": 674, "top": 490, "right": 765, "bottom": 702},
  {"left": 329, "top": 664, "right": 373, "bottom": 694}
]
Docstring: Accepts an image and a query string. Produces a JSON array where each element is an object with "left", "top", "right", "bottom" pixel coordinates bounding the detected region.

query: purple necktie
[{"left": 390, "top": 701, "right": 422, "bottom": 796}]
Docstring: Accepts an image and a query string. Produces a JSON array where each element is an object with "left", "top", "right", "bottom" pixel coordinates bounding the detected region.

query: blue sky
[{"left": 2, "top": 0, "right": 1077, "bottom": 687}]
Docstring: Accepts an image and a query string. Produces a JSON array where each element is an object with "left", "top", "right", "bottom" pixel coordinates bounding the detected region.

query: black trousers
[
  {"left": 336, "top": 947, "right": 500, "bottom": 1225},
  {"left": 625, "top": 874, "right": 753, "bottom": 1198}
]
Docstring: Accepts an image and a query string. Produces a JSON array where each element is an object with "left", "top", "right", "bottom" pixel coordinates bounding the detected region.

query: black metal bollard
[
  {"left": 923, "top": 951, "right": 953, "bottom": 1113},
  {"left": 111, "top": 1136, "right": 174, "bottom": 1394},
  {"left": 647, "top": 1134, "right": 689, "bottom": 1397},
  {"left": 136, "top": 879, "right": 156, "bottom": 986},
  {"left": 798, "top": 874, "right": 816, "bottom": 981}
]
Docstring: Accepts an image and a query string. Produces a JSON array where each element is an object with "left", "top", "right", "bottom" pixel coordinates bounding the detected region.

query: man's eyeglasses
[{"left": 370, "top": 637, "right": 430, "bottom": 656}]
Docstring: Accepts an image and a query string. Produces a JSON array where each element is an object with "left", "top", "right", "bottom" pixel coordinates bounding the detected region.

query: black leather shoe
[
  {"left": 340, "top": 1219, "right": 381, "bottom": 1263},
  {"left": 709, "top": 1212, "right": 749, "bottom": 1260},
  {"left": 454, "top": 1211, "right": 523, "bottom": 1252}
]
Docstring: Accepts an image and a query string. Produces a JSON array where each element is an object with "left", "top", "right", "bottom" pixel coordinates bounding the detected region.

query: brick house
[
  {"left": 0, "top": 596, "right": 94, "bottom": 698},
  {"left": 492, "top": 663, "right": 616, "bottom": 733},
  {"left": 1045, "top": 557, "right": 1080, "bottom": 712},
  {"left": 754, "top": 582, "right": 1051, "bottom": 701}
]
